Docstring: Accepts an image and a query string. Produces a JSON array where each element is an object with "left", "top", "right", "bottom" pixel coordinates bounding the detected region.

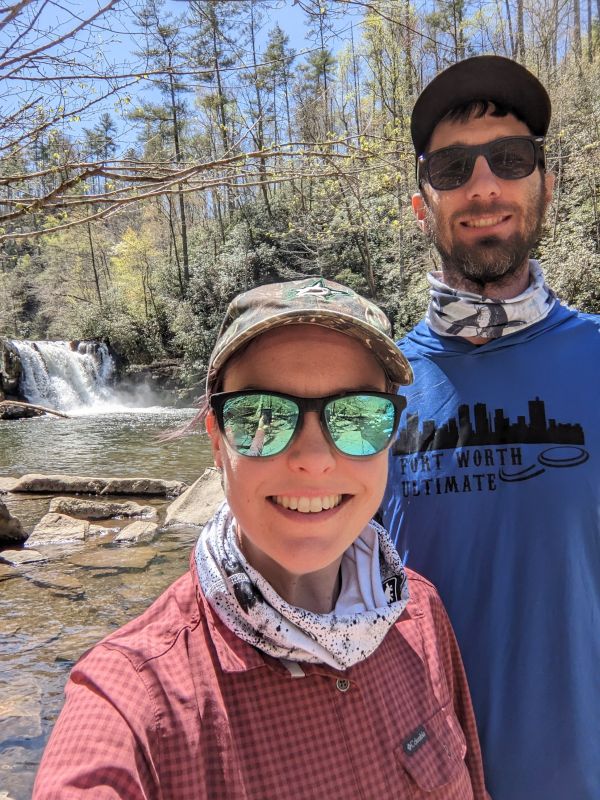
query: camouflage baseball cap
[{"left": 207, "top": 277, "right": 412, "bottom": 392}]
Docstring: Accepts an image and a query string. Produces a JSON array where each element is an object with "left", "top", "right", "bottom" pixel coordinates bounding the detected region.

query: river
[{"left": 0, "top": 408, "right": 216, "bottom": 799}]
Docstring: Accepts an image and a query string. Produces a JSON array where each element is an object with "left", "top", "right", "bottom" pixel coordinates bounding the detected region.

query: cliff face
[{"left": 0, "top": 340, "right": 22, "bottom": 400}]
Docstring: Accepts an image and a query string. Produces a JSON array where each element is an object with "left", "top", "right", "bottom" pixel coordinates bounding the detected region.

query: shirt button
[{"left": 336, "top": 678, "right": 350, "bottom": 693}]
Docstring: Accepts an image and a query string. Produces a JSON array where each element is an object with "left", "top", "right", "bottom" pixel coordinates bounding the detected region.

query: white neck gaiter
[{"left": 195, "top": 503, "right": 409, "bottom": 670}]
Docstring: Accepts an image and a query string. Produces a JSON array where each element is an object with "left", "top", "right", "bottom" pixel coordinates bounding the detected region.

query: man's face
[{"left": 413, "top": 110, "right": 554, "bottom": 292}]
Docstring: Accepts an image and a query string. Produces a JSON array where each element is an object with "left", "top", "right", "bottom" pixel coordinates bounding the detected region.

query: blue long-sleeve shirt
[{"left": 383, "top": 300, "right": 600, "bottom": 799}]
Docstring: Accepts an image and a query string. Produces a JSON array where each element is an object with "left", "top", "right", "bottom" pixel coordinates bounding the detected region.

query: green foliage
[{"left": 2, "top": 0, "right": 600, "bottom": 396}]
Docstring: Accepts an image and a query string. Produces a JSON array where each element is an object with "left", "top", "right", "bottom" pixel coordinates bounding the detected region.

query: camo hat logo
[{"left": 207, "top": 278, "right": 412, "bottom": 392}]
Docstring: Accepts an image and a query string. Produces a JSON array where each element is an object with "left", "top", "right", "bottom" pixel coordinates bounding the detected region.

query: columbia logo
[{"left": 402, "top": 725, "right": 428, "bottom": 755}]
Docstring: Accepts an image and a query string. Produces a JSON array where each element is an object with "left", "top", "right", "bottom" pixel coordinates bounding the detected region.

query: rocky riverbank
[{"left": 0, "top": 468, "right": 224, "bottom": 800}]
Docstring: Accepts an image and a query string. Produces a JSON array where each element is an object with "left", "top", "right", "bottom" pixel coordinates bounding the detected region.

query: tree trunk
[
  {"left": 87, "top": 220, "right": 103, "bottom": 307},
  {"left": 573, "top": 0, "right": 582, "bottom": 60},
  {"left": 516, "top": 0, "right": 525, "bottom": 59}
]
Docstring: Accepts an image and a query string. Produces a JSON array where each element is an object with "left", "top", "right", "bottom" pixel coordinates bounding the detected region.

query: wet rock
[
  {"left": 67, "top": 546, "right": 157, "bottom": 571},
  {"left": 0, "top": 499, "right": 26, "bottom": 545},
  {"left": 164, "top": 468, "right": 223, "bottom": 528},
  {"left": 54, "top": 625, "right": 113, "bottom": 663},
  {"left": 1, "top": 621, "right": 63, "bottom": 656},
  {"left": 27, "top": 513, "right": 89, "bottom": 546},
  {"left": 12, "top": 473, "right": 187, "bottom": 498},
  {"left": 0, "top": 549, "right": 47, "bottom": 566},
  {"left": 24, "top": 570, "right": 85, "bottom": 599},
  {"left": 114, "top": 520, "right": 158, "bottom": 543},
  {"left": 49, "top": 496, "right": 158, "bottom": 520},
  {"left": 0, "top": 677, "right": 42, "bottom": 741},
  {"left": 0, "top": 563, "right": 18, "bottom": 581},
  {"left": 0, "top": 620, "right": 20, "bottom": 637}
]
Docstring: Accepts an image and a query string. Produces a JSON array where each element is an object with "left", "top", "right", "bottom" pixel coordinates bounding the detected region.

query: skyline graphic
[{"left": 393, "top": 397, "right": 585, "bottom": 455}]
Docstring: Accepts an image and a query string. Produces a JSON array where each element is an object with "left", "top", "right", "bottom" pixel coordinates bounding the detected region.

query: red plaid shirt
[{"left": 33, "top": 557, "right": 488, "bottom": 799}]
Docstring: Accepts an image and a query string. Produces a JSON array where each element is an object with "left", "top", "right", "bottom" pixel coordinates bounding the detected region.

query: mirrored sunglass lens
[
  {"left": 428, "top": 147, "right": 474, "bottom": 189},
  {"left": 488, "top": 138, "right": 536, "bottom": 179},
  {"left": 325, "top": 395, "right": 396, "bottom": 456},
  {"left": 222, "top": 394, "right": 299, "bottom": 456}
]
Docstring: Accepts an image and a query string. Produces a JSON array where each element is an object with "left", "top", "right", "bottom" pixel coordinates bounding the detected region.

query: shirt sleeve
[
  {"left": 32, "top": 644, "right": 160, "bottom": 800},
  {"left": 430, "top": 590, "right": 491, "bottom": 800}
]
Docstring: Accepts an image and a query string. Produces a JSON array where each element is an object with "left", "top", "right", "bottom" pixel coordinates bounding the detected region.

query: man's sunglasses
[
  {"left": 417, "top": 136, "right": 545, "bottom": 191},
  {"left": 209, "top": 390, "right": 407, "bottom": 458}
]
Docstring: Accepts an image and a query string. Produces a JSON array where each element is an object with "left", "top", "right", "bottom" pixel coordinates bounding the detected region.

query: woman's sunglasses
[
  {"left": 209, "top": 390, "right": 407, "bottom": 458},
  {"left": 418, "top": 135, "right": 545, "bottom": 191}
]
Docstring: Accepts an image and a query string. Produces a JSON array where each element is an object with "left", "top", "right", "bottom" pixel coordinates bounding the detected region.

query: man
[{"left": 382, "top": 55, "right": 600, "bottom": 799}]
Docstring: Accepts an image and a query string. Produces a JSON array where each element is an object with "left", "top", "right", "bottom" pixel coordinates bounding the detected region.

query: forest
[{"left": 1, "top": 0, "right": 599, "bottom": 389}]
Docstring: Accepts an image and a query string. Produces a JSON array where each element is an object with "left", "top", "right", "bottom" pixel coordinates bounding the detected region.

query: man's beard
[{"left": 424, "top": 184, "right": 547, "bottom": 290}]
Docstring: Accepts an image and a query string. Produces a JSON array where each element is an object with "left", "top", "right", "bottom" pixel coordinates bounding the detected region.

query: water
[
  {"left": 0, "top": 408, "right": 212, "bottom": 484},
  {"left": 8, "top": 340, "right": 118, "bottom": 412},
  {"left": 0, "top": 409, "right": 217, "bottom": 799}
]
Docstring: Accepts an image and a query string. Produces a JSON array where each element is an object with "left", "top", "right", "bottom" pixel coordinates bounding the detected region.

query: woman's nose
[{"left": 286, "top": 412, "right": 336, "bottom": 473}]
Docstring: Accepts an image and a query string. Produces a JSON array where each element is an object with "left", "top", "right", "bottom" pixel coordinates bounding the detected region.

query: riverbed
[{"left": 0, "top": 409, "right": 216, "bottom": 799}]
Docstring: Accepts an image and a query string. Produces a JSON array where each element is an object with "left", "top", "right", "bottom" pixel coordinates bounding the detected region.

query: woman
[{"left": 33, "top": 278, "right": 488, "bottom": 799}]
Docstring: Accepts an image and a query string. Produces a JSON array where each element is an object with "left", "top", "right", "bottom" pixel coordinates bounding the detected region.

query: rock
[
  {"left": 0, "top": 677, "right": 42, "bottom": 741},
  {"left": 164, "top": 468, "right": 223, "bottom": 528},
  {"left": 0, "top": 401, "right": 45, "bottom": 420},
  {"left": 24, "top": 570, "right": 85, "bottom": 598},
  {"left": 0, "top": 477, "right": 18, "bottom": 493},
  {"left": 0, "top": 563, "right": 18, "bottom": 580},
  {"left": 0, "top": 549, "right": 47, "bottom": 566},
  {"left": 0, "top": 339, "right": 22, "bottom": 396},
  {"left": 88, "top": 523, "right": 113, "bottom": 537},
  {"left": 54, "top": 626, "right": 113, "bottom": 663},
  {"left": 26, "top": 513, "right": 89, "bottom": 546},
  {"left": 67, "top": 546, "right": 157, "bottom": 571},
  {"left": 0, "top": 499, "right": 26, "bottom": 545},
  {"left": 114, "top": 520, "right": 158, "bottom": 543},
  {"left": 100, "top": 477, "right": 187, "bottom": 498},
  {"left": 11, "top": 474, "right": 105, "bottom": 494},
  {"left": 11, "top": 473, "right": 187, "bottom": 498},
  {"left": 49, "top": 496, "right": 157, "bottom": 520}
]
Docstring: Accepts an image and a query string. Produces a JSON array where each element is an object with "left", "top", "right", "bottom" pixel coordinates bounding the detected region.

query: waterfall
[{"left": 9, "top": 340, "right": 117, "bottom": 412}]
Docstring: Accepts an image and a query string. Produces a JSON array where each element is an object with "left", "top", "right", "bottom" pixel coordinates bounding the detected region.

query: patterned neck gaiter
[
  {"left": 195, "top": 502, "right": 409, "bottom": 671},
  {"left": 425, "top": 260, "right": 556, "bottom": 340}
]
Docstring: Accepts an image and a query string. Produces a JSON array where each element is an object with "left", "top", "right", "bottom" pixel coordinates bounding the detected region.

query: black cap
[{"left": 411, "top": 56, "right": 551, "bottom": 155}]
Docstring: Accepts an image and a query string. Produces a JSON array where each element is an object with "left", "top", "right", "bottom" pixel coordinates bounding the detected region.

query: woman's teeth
[{"left": 273, "top": 495, "right": 343, "bottom": 513}]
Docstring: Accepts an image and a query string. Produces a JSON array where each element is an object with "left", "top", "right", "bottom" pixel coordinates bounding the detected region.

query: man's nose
[{"left": 465, "top": 154, "right": 502, "bottom": 199}]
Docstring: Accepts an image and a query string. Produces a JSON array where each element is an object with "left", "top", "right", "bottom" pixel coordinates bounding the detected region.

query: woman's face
[{"left": 207, "top": 324, "right": 390, "bottom": 579}]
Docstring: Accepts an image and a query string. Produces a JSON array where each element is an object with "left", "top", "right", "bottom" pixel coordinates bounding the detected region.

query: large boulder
[
  {"left": 11, "top": 473, "right": 187, "bottom": 498},
  {"left": 49, "top": 497, "right": 157, "bottom": 520},
  {"left": 164, "top": 468, "right": 223, "bottom": 528},
  {"left": 0, "top": 500, "right": 26, "bottom": 545}
]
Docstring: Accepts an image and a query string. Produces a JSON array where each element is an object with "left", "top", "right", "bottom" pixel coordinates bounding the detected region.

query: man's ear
[
  {"left": 206, "top": 411, "right": 223, "bottom": 469},
  {"left": 412, "top": 192, "right": 427, "bottom": 231}
]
